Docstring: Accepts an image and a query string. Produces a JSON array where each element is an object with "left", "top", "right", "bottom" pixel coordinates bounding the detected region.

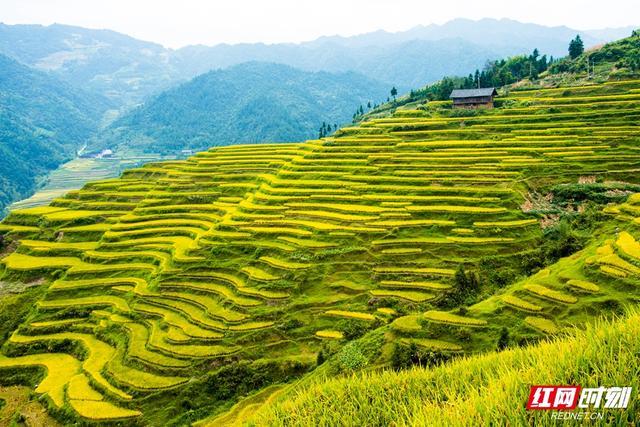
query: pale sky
[{"left": 1, "top": 0, "right": 639, "bottom": 48}]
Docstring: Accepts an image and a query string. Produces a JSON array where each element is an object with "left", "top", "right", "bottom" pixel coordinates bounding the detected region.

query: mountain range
[
  {"left": 0, "top": 19, "right": 634, "bottom": 107},
  {"left": 91, "top": 62, "right": 389, "bottom": 154},
  {"left": 0, "top": 53, "right": 109, "bottom": 211},
  {"left": 0, "top": 18, "right": 637, "bottom": 214}
]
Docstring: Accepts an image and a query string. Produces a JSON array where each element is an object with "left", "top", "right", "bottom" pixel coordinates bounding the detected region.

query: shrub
[
  {"left": 338, "top": 342, "right": 368, "bottom": 372},
  {"left": 497, "top": 327, "right": 510, "bottom": 351}
]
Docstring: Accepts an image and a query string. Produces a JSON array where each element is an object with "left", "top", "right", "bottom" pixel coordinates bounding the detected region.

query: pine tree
[
  {"left": 569, "top": 35, "right": 584, "bottom": 59},
  {"left": 390, "top": 86, "right": 398, "bottom": 100}
]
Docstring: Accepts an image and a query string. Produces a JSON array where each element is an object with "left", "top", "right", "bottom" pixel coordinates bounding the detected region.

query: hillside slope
[
  {"left": 90, "top": 62, "right": 389, "bottom": 155},
  {"left": 0, "top": 23, "right": 179, "bottom": 107},
  {"left": 0, "top": 75, "right": 640, "bottom": 424},
  {"left": 0, "top": 53, "right": 110, "bottom": 214},
  {"left": 246, "top": 308, "right": 640, "bottom": 426}
]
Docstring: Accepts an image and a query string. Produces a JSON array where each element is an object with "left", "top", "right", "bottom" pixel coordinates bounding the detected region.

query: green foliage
[
  {"left": 569, "top": 35, "right": 585, "bottom": 59},
  {"left": 249, "top": 309, "right": 640, "bottom": 425},
  {"left": 91, "top": 63, "right": 388, "bottom": 155},
  {"left": 550, "top": 30, "right": 640, "bottom": 75},
  {"left": 447, "top": 265, "right": 480, "bottom": 306},
  {"left": 551, "top": 182, "right": 640, "bottom": 205},
  {"left": 0, "top": 54, "right": 110, "bottom": 214},
  {"left": 497, "top": 327, "right": 509, "bottom": 351},
  {"left": 337, "top": 342, "right": 368, "bottom": 372},
  {"left": 0, "top": 286, "right": 44, "bottom": 345},
  {"left": 390, "top": 342, "right": 452, "bottom": 370}
]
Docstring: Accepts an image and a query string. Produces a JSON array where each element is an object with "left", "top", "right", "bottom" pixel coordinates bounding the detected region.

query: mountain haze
[
  {"left": 0, "top": 18, "right": 634, "bottom": 106},
  {"left": 92, "top": 62, "right": 389, "bottom": 154}
]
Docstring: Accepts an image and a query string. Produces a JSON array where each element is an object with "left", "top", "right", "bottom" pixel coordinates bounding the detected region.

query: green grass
[{"left": 246, "top": 309, "right": 640, "bottom": 426}]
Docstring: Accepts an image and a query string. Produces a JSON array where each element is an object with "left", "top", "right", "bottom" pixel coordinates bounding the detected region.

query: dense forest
[
  {"left": 0, "top": 54, "right": 110, "bottom": 214},
  {"left": 90, "top": 62, "right": 389, "bottom": 155}
]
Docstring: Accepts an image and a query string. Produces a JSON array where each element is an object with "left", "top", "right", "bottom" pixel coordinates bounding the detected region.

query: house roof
[{"left": 450, "top": 88, "right": 498, "bottom": 99}]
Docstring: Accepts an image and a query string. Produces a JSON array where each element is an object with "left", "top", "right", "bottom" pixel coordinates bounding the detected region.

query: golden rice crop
[
  {"left": 161, "top": 291, "right": 247, "bottom": 322},
  {"left": 324, "top": 310, "right": 376, "bottom": 321},
  {"left": 370, "top": 289, "right": 435, "bottom": 302},
  {"left": 276, "top": 236, "right": 336, "bottom": 248},
  {"left": 67, "top": 374, "right": 104, "bottom": 401},
  {"left": 390, "top": 315, "right": 422, "bottom": 332},
  {"left": 501, "top": 295, "right": 543, "bottom": 312},
  {"left": 315, "top": 330, "right": 344, "bottom": 339},
  {"left": 242, "top": 266, "right": 281, "bottom": 281},
  {"left": 38, "top": 295, "right": 132, "bottom": 312},
  {"left": 422, "top": 310, "right": 487, "bottom": 326},
  {"left": 523, "top": 283, "right": 578, "bottom": 304},
  {"left": 0, "top": 353, "right": 81, "bottom": 407},
  {"left": 380, "top": 280, "right": 450, "bottom": 290},
  {"left": 1, "top": 253, "right": 81, "bottom": 270},
  {"left": 524, "top": 316, "right": 559, "bottom": 334},
  {"left": 260, "top": 256, "right": 311, "bottom": 270},
  {"left": 133, "top": 302, "right": 224, "bottom": 339},
  {"left": 373, "top": 266, "right": 455, "bottom": 276},
  {"left": 159, "top": 281, "right": 261, "bottom": 307},
  {"left": 615, "top": 231, "right": 640, "bottom": 260},
  {"left": 69, "top": 399, "right": 141, "bottom": 420},
  {"left": 566, "top": 279, "right": 600, "bottom": 293},
  {"left": 473, "top": 219, "right": 538, "bottom": 228},
  {"left": 145, "top": 298, "right": 226, "bottom": 330},
  {"left": 9, "top": 332, "right": 132, "bottom": 400},
  {"left": 147, "top": 320, "right": 238, "bottom": 357},
  {"left": 380, "top": 248, "right": 423, "bottom": 255}
]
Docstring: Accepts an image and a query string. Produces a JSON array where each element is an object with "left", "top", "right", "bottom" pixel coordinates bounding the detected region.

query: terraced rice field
[{"left": 2, "top": 79, "right": 640, "bottom": 423}]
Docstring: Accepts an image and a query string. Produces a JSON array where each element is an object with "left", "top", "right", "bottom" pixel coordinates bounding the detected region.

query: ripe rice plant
[
  {"left": 422, "top": 310, "right": 487, "bottom": 326},
  {"left": 523, "top": 283, "right": 578, "bottom": 304},
  {"left": 242, "top": 266, "right": 281, "bottom": 282},
  {"left": 324, "top": 310, "right": 376, "bottom": 321},
  {"left": 315, "top": 330, "right": 344, "bottom": 339},
  {"left": 0, "top": 353, "right": 81, "bottom": 407},
  {"left": 370, "top": 289, "right": 435, "bottom": 302},
  {"left": 501, "top": 295, "right": 543, "bottom": 312},
  {"left": 524, "top": 316, "right": 559, "bottom": 334},
  {"left": 380, "top": 280, "right": 450, "bottom": 290},
  {"left": 260, "top": 256, "right": 311, "bottom": 270},
  {"left": 68, "top": 399, "right": 142, "bottom": 420},
  {"left": 566, "top": 279, "right": 600, "bottom": 293},
  {"left": 67, "top": 374, "right": 104, "bottom": 401},
  {"left": 390, "top": 315, "right": 423, "bottom": 332}
]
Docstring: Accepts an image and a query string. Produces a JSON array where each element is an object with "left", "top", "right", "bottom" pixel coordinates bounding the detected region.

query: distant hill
[
  {"left": 90, "top": 62, "right": 389, "bottom": 155},
  {"left": 0, "top": 19, "right": 635, "bottom": 107},
  {"left": 0, "top": 23, "right": 180, "bottom": 107},
  {"left": 0, "top": 53, "right": 110, "bottom": 213}
]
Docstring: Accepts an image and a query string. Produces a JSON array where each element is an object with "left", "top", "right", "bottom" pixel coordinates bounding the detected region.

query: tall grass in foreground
[{"left": 247, "top": 308, "right": 640, "bottom": 426}]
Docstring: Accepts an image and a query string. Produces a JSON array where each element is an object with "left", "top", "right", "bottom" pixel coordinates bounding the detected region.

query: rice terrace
[{"left": 0, "top": 5, "right": 640, "bottom": 426}]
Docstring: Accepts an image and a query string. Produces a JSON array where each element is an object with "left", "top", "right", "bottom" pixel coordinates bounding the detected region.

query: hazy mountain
[
  {"left": 0, "top": 23, "right": 180, "bottom": 107},
  {"left": 0, "top": 19, "right": 635, "bottom": 107},
  {"left": 0, "top": 53, "right": 110, "bottom": 213},
  {"left": 90, "top": 62, "right": 389, "bottom": 154},
  {"left": 310, "top": 18, "right": 616, "bottom": 53}
]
